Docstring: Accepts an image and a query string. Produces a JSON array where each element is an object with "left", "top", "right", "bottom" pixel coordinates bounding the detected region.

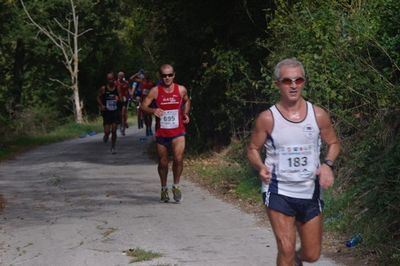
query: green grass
[
  {"left": 0, "top": 114, "right": 139, "bottom": 161},
  {"left": 0, "top": 119, "right": 103, "bottom": 160},
  {"left": 235, "top": 172, "right": 260, "bottom": 200},
  {"left": 322, "top": 128, "right": 400, "bottom": 265},
  {"left": 187, "top": 143, "right": 261, "bottom": 204},
  {"left": 123, "top": 248, "right": 162, "bottom": 263}
]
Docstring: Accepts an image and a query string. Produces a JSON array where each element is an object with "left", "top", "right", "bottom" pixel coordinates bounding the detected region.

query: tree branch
[
  {"left": 20, "top": 0, "right": 86, "bottom": 123},
  {"left": 78, "top": 28, "right": 93, "bottom": 37},
  {"left": 20, "top": 0, "right": 63, "bottom": 50},
  {"left": 53, "top": 18, "right": 74, "bottom": 35},
  {"left": 49, "top": 78, "right": 71, "bottom": 89}
]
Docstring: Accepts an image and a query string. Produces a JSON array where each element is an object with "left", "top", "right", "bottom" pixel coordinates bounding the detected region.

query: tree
[{"left": 20, "top": 0, "right": 91, "bottom": 123}]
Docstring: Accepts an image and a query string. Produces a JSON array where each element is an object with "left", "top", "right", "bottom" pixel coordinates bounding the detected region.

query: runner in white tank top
[
  {"left": 263, "top": 101, "right": 321, "bottom": 199},
  {"left": 247, "top": 58, "right": 340, "bottom": 265}
]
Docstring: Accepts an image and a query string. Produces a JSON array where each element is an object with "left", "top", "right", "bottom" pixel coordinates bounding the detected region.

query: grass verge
[
  {"left": 123, "top": 248, "right": 162, "bottom": 263},
  {"left": 0, "top": 114, "right": 139, "bottom": 161},
  {"left": 184, "top": 139, "right": 379, "bottom": 266},
  {"left": 0, "top": 119, "right": 103, "bottom": 161},
  {"left": 185, "top": 140, "right": 264, "bottom": 216}
]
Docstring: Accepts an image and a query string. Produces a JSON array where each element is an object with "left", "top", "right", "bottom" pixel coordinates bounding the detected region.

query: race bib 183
[{"left": 278, "top": 144, "right": 315, "bottom": 181}]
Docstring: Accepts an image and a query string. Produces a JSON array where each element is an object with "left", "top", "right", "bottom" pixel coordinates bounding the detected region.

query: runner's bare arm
[
  {"left": 128, "top": 72, "right": 140, "bottom": 83},
  {"left": 140, "top": 86, "right": 163, "bottom": 117},
  {"left": 180, "top": 85, "right": 191, "bottom": 124},
  {"left": 116, "top": 86, "right": 122, "bottom": 102},
  {"left": 96, "top": 86, "right": 106, "bottom": 111},
  {"left": 247, "top": 111, "right": 273, "bottom": 184},
  {"left": 314, "top": 106, "right": 341, "bottom": 189}
]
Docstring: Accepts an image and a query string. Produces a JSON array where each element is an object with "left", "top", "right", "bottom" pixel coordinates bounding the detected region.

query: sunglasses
[
  {"left": 161, "top": 73, "right": 174, "bottom": 78},
  {"left": 279, "top": 77, "right": 305, "bottom": 86}
]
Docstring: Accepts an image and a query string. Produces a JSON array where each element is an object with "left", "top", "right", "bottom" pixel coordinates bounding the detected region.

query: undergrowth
[
  {"left": 325, "top": 112, "right": 400, "bottom": 265},
  {"left": 187, "top": 122, "right": 399, "bottom": 265},
  {"left": 0, "top": 119, "right": 103, "bottom": 160},
  {"left": 186, "top": 139, "right": 261, "bottom": 206}
]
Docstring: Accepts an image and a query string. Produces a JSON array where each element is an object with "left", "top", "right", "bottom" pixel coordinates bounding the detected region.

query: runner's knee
[
  {"left": 173, "top": 154, "right": 184, "bottom": 164},
  {"left": 276, "top": 238, "right": 296, "bottom": 258},
  {"left": 158, "top": 157, "right": 169, "bottom": 168},
  {"left": 300, "top": 248, "right": 320, "bottom": 262}
]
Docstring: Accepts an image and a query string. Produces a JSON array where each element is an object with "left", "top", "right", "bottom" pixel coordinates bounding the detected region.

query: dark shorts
[
  {"left": 117, "top": 100, "right": 129, "bottom": 109},
  {"left": 262, "top": 192, "right": 324, "bottom": 223},
  {"left": 156, "top": 133, "right": 186, "bottom": 148},
  {"left": 149, "top": 100, "right": 157, "bottom": 108},
  {"left": 102, "top": 111, "right": 119, "bottom": 125},
  {"left": 120, "top": 100, "right": 129, "bottom": 108}
]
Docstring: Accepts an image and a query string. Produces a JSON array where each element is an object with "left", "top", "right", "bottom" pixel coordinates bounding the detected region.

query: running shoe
[
  {"left": 103, "top": 134, "right": 109, "bottom": 143},
  {"left": 295, "top": 254, "right": 303, "bottom": 266},
  {"left": 111, "top": 147, "right": 116, "bottom": 154},
  {"left": 160, "top": 189, "right": 170, "bottom": 203},
  {"left": 120, "top": 127, "right": 125, "bottom": 136},
  {"left": 172, "top": 186, "right": 182, "bottom": 203}
]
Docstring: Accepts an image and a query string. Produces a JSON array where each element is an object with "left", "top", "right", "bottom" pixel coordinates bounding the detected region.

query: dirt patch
[{"left": 184, "top": 153, "right": 379, "bottom": 266}]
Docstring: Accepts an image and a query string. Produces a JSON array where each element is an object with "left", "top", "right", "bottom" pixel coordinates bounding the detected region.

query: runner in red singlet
[
  {"left": 141, "top": 64, "right": 191, "bottom": 203},
  {"left": 115, "top": 71, "right": 130, "bottom": 136},
  {"left": 140, "top": 74, "right": 155, "bottom": 136}
]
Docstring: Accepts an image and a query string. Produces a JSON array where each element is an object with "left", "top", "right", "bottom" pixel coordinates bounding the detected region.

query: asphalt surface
[{"left": 0, "top": 127, "right": 341, "bottom": 266}]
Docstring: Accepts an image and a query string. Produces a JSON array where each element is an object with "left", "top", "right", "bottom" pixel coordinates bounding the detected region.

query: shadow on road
[{"left": 0, "top": 130, "right": 162, "bottom": 229}]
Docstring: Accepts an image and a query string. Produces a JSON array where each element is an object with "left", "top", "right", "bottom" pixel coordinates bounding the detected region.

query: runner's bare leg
[
  {"left": 157, "top": 143, "right": 169, "bottom": 186},
  {"left": 171, "top": 136, "right": 185, "bottom": 185}
]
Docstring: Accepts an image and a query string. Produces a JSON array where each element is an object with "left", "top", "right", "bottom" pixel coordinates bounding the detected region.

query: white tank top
[{"left": 262, "top": 101, "right": 321, "bottom": 199}]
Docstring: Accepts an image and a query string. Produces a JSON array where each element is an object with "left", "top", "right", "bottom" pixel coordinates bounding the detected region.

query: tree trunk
[
  {"left": 71, "top": 2, "right": 83, "bottom": 123},
  {"left": 72, "top": 81, "right": 83, "bottom": 123},
  {"left": 20, "top": 0, "right": 91, "bottom": 124}
]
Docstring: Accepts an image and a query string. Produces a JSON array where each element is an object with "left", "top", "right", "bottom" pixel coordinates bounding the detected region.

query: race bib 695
[{"left": 160, "top": 109, "right": 179, "bottom": 129}]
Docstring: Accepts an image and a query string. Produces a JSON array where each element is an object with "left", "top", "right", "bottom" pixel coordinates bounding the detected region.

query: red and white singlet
[{"left": 155, "top": 83, "right": 186, "bottom": 137}]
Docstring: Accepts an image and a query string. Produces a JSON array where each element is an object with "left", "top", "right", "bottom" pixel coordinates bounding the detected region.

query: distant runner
[
  {"left": 96, "top": 72, "right": 120, "bottom": 154},
  {"left": 141, "top": 64, "right": 191, "bottom": 203},
  {"left": 247, "top": 58, "right": 341, "bottom": 266},
  {"left": 140, "top": 73, "right": 155, "bottom": 136},
  {"left": 130, "top": 70, "right": 145, "bottom": 129},
  {"left": 115, "top": 71, "right": 130, "bottom": 136}
]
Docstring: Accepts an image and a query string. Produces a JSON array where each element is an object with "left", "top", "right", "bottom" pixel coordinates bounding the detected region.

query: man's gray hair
[{"left": 274, "top": 58, "right": 305, "bottom": 80}]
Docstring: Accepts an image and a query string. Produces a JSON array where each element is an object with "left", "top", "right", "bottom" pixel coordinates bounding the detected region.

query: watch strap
[{"left": 324, "top": 159, "right": 335, "bottom": 170}]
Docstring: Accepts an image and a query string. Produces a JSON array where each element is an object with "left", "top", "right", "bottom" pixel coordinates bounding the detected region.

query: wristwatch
[{"left": 323, "top": 159, "right": 335, "bottom": 170}]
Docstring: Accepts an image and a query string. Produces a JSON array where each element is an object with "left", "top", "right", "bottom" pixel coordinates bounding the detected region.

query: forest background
[{"left": 0, "top": 0, "right": 399, "bottom": 264}]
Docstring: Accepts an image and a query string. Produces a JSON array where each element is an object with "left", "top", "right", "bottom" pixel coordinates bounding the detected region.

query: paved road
[{"left": 0, "top": 127, "right": 341, "bottom": 266}]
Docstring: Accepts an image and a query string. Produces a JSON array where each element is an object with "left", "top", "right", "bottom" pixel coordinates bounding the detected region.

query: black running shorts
[
  {"left": 102, "top": 111, "right": 119, "bottom": 125},
  {"left": 263, "top": 192, "right": 324, "bottom": 223}
]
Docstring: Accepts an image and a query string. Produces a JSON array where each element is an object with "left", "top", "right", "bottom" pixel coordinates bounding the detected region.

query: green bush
[
  {"left": 257, "top": 0, "right": 400, "bottom": 263},
  {"left": 189, "top": 48, "right": 266, "bottom": 151},
  {"left": 12, "top": 105, "right": 61, "bottom": 137}
]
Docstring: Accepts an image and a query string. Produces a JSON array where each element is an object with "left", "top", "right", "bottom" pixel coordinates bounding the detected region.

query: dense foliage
[
  {"left": 0, "top": 0, "right": 147, "bottom": 136},
  {"left": 260, "top": 1, "right": 400, "bottom": 262},
  {"left": 0, "top": 0, "right": 399, "bottom": 263}
]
